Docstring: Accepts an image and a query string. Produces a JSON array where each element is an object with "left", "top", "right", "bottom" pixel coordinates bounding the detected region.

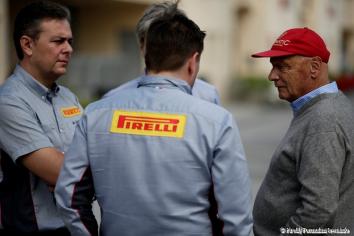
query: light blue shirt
[
  {"left": 0, "top": 65, "right": 82, "bottom": 231},
  {"left": 55, "top": 75, "right": 253, "bottom": 236},
  {"left": 103, "top": 77, "right": 221, "bottom": 105},
  {"left": 291, "top": 82, "right": 339, "bottom": 113}
]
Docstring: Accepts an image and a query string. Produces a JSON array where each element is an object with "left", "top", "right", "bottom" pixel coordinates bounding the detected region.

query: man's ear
[
  {"left": 309, "top": 56, "right": 322, "bottom": 79},
  {"left": 187, "top": 52, "right": 200, "bottom": 77},
  {"left": 20, "top": 35, "right": 34, "bottom": 57}
]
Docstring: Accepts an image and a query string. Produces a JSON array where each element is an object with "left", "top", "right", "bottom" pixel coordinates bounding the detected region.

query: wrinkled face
[
  {"left": 268, "top": 55, "right": 312, "bottom": 102},
  {"left": 30, "top": 19, "right": 73, "bottom": 80}
]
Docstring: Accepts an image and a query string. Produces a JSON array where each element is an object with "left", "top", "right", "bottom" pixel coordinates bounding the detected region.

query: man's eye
[
  {"left": 278, "top": 65, "right": 289, "bottom": 72},
  {"left": 53, "top": 39, "right": 64, "bottom": 43}
]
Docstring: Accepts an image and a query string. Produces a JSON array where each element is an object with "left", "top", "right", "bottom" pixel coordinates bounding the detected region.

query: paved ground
[{"left": 227, "top": 101, "right": 293, "bottom": 201}]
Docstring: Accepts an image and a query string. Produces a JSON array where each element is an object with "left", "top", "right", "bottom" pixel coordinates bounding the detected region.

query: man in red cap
[{"left": 252, "top": 27, "right": 354, "bottom": 235}]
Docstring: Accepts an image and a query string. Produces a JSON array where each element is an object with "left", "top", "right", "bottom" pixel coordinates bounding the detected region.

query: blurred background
[
  {"left": 0, "top": 0, "right": 354, "bottom": 202},
  {"left": 1, "top": 0, "right": 354, "bottom": 104}
]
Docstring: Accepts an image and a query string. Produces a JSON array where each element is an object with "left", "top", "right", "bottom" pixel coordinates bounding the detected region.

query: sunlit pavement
[{"left": 226, "top": 101, "right": 293, "bottom": 202}]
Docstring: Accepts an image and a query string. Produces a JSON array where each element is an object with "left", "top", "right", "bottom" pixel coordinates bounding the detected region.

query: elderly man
[{"left": 251, "top": 27, "right": 354, "bottom": 235}]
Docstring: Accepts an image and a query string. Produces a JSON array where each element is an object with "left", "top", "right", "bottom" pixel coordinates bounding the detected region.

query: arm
[
  {"left": 285, "top": 131, "right": 345, "bottom": 229},
  {"left": 212, "top": 114, "right": 253, "bottom": 236},
  {"left": 55, "top": 116, "right": 98, "bottom": 236},
  {"left": 0, "top": 97, "right": 62, "bottom": 185},
  {"left": 21, "top": 147, "right": 64, "bottom": 186}
]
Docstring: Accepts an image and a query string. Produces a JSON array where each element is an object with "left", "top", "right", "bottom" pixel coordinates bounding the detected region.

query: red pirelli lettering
[
  {"left": 117, "top": 115, "right": 179, "bottom": 132},
  {"left": 63, "top": 108, "right": 80, "bottom": 115}
]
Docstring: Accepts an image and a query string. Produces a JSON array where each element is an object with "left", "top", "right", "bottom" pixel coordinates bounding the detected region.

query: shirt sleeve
[
  {"left": 285, "top": 131, "right": 345, "bottom": 229},
  {"left": 0, "top": 96, "right": 53, "bottom": 162},
  {"left": 55, "top": 115, "right": 98, "bottom": 236},
  {"left": 211, "top": 114, "right": 253, "bottom": 236}
]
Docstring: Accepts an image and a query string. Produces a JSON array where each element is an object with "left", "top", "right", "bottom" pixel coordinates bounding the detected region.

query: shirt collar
[
  {"left": 291, "top": 82, "right": 338, "bottom": 114},
  {"left": 137, "top": 75, "right": 192, "bottom": 95},
  {"left": 14, "top": 64, "right": 60, "bottom": 99}
]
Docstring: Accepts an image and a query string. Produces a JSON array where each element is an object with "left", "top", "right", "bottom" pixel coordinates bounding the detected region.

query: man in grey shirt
[
  {"left": 0, "top": 1, "right": 81, "bottom": 235},
  {"left": 251, "top": 27, "right": 354, "bottom": 235}
]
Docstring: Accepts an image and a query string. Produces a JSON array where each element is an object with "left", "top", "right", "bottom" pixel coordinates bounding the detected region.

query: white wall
[{"left": 180, "top": 0, "right": 235, "bottom": 100}]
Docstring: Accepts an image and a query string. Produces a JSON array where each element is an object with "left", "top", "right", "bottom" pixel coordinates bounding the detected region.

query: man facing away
[
  {"left": 103, "top": 0, "right": 221, "bottom": 105},
  {"left": 0, "top": 1, "right": 82, "bottom": 235},
  {"left": 252, "top": 27, "right": 354, "bottom": 235},
  {"left": 55, "top": 10, "right": 253, "bottom": 236}
]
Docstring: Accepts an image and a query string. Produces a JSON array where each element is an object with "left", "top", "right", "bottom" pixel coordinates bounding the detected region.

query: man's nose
[
  {"left": 63, "top": 41, "right": 73, "bottom": 54},
  {"left": 268, "top": 68, "right": 279, "bottom": 81}
]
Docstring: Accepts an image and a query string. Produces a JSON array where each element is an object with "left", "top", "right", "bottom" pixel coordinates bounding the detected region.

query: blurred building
[{"left": 0, "top": 0, "right": 353, "bottom": 102}]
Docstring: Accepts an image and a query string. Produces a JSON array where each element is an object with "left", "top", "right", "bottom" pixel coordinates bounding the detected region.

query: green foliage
[{"left": 229, "top": 76, "right": 271, "bottom": 101}]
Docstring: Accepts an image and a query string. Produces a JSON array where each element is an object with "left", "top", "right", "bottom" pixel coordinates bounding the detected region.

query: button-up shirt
[
  {"left": 0, "top": 65, "right": 82, "bottom": 232},
  {"left": 55, "top": 75, "right": 253, "bottom": 236}
]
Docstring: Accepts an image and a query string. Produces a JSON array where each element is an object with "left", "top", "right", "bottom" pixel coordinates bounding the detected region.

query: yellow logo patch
[
  {"left": 110, "top": 110, "right": 186, "bottom": 138},
  {"left": 61, "top": 106, "right": 81, "bottom": 118}
]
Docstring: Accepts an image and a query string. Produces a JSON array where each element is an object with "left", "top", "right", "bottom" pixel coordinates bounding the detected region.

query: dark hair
[
  {"left": 13, "top": 0, "right": 71, "bottom": 60},
  {"left": 145, "top": 13, "right": 206, "bottom": 72}
]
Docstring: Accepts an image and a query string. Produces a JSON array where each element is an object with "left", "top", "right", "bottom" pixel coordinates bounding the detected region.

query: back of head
[
  {"left": 14, "top": 0, "right": 71, "bottom": 60},
  {"left": 145, "top": 13, "right": 206, "bottom": 73},
  {"left": 136, "top": 0, "right": 186, "bottom": 47}
]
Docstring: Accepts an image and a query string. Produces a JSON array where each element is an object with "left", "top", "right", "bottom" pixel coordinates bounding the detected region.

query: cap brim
[{"left": 251, "top": 49, "right": 296, "bottom": 58}]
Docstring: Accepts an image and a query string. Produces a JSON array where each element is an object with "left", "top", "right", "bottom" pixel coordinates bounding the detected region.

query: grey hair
[{"left": 136, "top": 0, "right": 186, "bottom": 47}]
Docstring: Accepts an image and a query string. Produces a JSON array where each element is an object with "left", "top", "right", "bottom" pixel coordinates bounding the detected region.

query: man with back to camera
[
  {"left": 0, "top": 1, "right": 82, "bottom": 235},
  {"left": 103, "top": 1, "right": 223, "bottom": 233},
  {"left": 251, "top": 27, "right": 354, "bottom": 235},
  {"left": 103, "top": 0, "right": 221, "bottom": 105},
  {"left": 55, "top": 9, "right": 253, "bottom": 236}
]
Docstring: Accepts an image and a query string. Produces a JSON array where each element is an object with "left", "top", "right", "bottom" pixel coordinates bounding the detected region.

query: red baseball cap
[{"left": 251, "top": 27, "right": 330, "bottom": 63}]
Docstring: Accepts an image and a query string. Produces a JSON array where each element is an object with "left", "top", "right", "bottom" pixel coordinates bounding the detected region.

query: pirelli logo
[
  {"left": 110, "top": 110, "right": 186, "bottom": 138},
  {"left": 61, "top": 106, "right": 81, "bottom": 118}
]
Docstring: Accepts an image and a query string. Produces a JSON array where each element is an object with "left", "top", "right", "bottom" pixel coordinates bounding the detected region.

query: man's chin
[
  {"left": 54, "top": 68, "right": 68, "bottom": 77},
  {"left": 278, "top": 93, "right": 290, "bottom": 102}
]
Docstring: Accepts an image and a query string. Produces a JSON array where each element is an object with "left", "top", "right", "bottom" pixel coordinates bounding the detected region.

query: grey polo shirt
[{"left": 0, "top": 65, "right": 82, "bottom": 232}]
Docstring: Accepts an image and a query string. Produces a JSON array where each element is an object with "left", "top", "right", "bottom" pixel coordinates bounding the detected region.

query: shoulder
[
  {"left": 300, "top": 92, "right": 354, "bottom": 133},
  {"left": 0, "top": 74, "right": 22, "bottom": 97},
  {"left": 103, "top": 78, "right": 140, "bottom": 98},
  {"left": 194, "top": 79, "right": 216, "bottom": 90},
  {"left": 311, "top": 92, "right": 352, "bottom": 117},
  {"left": 0, "top": 75, "right": 28, "bottom": 106},
  {"left": 183, "top": 94, "right": 232, "bottom": 126},
  {"left": 192, "top": 79, "right": 220, "bottom": 105}
]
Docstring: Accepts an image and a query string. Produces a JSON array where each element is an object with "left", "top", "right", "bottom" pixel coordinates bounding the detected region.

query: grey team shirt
[
  {"left": 55, "top": 75, "right": 253, "bottom": 236},
  {"left": 0, "top": 65, "right": 82, "bottom": 231}
]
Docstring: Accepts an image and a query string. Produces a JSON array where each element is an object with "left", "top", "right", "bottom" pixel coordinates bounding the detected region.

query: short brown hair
[
  {"left": 145, "top": 13, "right": 206, "bottom": 72},
  {"left": 13, "top": 1, "right": 71, "bottom": 60}
]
